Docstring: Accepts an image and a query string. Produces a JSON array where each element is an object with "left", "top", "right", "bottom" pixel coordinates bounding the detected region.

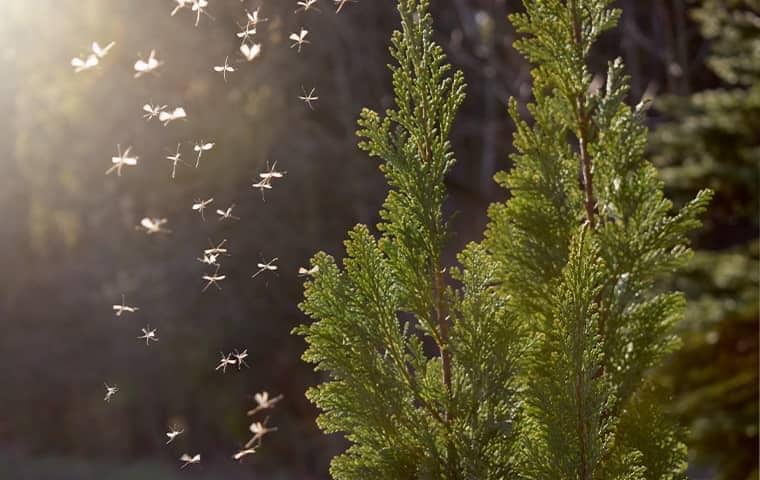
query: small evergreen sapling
[
  {"left": 485, "top": 0, "right": 712, "bottom": 478},
  {"left": 296, "top": 0, "right": 521, "bottom": 477}
]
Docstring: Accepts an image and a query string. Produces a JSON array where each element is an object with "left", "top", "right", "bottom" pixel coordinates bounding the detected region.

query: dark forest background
[{"left": 0, "top": 0, "right": 756, "bottom": 479}]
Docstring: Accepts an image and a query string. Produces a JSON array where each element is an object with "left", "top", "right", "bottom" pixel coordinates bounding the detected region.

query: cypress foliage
[
  {"left": 484, "top": 0, "right": 712, "bottom": 478},
  {"left": 296, "top": 1, "right": 520, "bottom": 477},
  {"left": 652, "top": 1, "right": 760, "bottom": 477}
]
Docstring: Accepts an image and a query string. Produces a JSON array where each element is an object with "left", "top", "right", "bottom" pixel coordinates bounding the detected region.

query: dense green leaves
[
  {"left": 486, "top": 0, "right": 711, "bottom": 478},
  {"left": 296, "top": 1, "right": 518, "bottom": 478},
  {"left": 298, "top": 0, "right": 712, "bottom": 478}
]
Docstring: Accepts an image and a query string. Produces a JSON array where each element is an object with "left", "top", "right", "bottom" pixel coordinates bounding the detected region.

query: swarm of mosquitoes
[{"left": 74, "top": 0, "right": 358, "bottom": 469}]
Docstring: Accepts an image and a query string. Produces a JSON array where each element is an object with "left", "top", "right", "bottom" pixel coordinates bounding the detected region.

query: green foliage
[
  {"left": 485, "top": 0, "right": 711, "bottom": 478},
  {"left": 652, "top": 1, "right": 760, "bottom": 478},
  {"left": 296, "top": 1, "right": 520, "bottom": 477}
]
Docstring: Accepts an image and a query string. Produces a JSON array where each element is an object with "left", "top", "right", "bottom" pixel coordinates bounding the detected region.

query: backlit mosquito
[
  {"left": 247, "top": 391, "right": 283, "bottom": 416},
  {"left": 298, "top": 86, "right": 319, "bottom": 110},
  {"left": 192, "top": 198, "right": 214, "bottom": 221},
  {"left": 106, "top": 145, "right": 138, "bottom": 177},
  {"left": 296, "top": 0, "right": 320, "bottom": 13},
  {"left": 289, "top": 28, "right": 309, "bottom": 52},
  {"left": 137, "top": 326, "right": 159, "bottom": 346},
  {"left": 193, "top": 141, "right": 214, "bottom": 168},
  {"left": 104, "top": 383, "right": 119, "bottom": 402},
  {"left": 113, "top": 294, "right": 139, "bottom": 316},
  {"left": 202, "top": 266, "right": 226, "bottom": 292},
  {"left": 166, "top": 144, "right": 184, "bottom": 179},
  {"left": 252, "top": 257, "right": 278, "bottom": 279},
  {"left": 216, "top": 204, "right": 240, "bottom": 222},
  {"left": 138, "top": 217, "right": 171, "bottom": 235},
  {"left": 213, "top": 56, "right": 235, "bottom": 82}
]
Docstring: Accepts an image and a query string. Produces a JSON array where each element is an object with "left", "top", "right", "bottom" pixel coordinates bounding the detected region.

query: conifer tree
[
  {"left": 484, "top": 0, "right": 712, "bottom": 478},
  {"left": 652, "top": 1, "right": 759, "bottom": 477},
  {"left": 296, "top": 0, "right": 520, "bottom": 477}
]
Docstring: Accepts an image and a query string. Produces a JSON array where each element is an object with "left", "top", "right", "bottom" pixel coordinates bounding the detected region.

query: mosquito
[
  {"left": 91, "top": 41, "right": 116, "bottom": 59},
  {"left": 334, "top": 0, "right": 356, "bottom": 13},
  {"left": 247, "top": 391, "right": 283, "bottom": 416},
  {"left": 143, "top": 103, "right": 167, "bottom": 120},
  {"left": 204, "top": 239, "right": 229, "bottom": 256},
  {"left": 191, "top": 0, "right": 213, "bottom": 27},
  {"left": 197, "top": 252, "right": 220, "bottom": 267},
  {"left": 104, "top": 383, "right": 119, "bottom": 402},
  {"left": 138, "top": 217, "right": 171, "bottom": 235},
  {"left": 113, "top": 294, "right": 139, "bottom": 316},
  {"left": 296, "top": 0, "right": 320, "bottom": 13},
  {"left": 213, "top": 56, "right": 235, "bottom": 82},
  {"left": 240, "top": 43, "right": 262, "bottom": 62},
  {"left": 289, "top": 28, "right": 310, "bottom": 52},
  {"left": 233, "top": 349, "right": 249, "bottom": 369},
  {"left": 298, "top": 265, "right": 319, "bottom": 277},
  {"left": 180, "top": 453, "right": 200, "bottom": 469},
  {"left": 215, "top": 352, "right": 237, "bottom": 373},
  {"left": 170, "top": 0, "right": 192, "bottom": 16},
  {"left": 233, "top": 447, "right": 257, "bottom": 462},
  {"left": 252, "top": 257, "right": 278, "bottom": 279},
  {"left": 166, "top": 426, "right": 184, "bottom": 444},
  {"left": 134, "top": 50, "right": 162, "bottom": 78},
  {"left": 166, "top": 144, "right": 184, "bottom": 180},
  {"left": 245, "top": 418, "right": 278, "bottom": 449},
  {"left": 106, "top": 145, "right": 138, "bottom": 177},
  {"left": 159, "top": 107, "right": 187, "bottom": 126},
  {"left": 138, "top": 326, "right": 159, "bottom": 346},
  {"left": 192, "top": 198, "right": 214, "bottom": 221},
  {"left": 71, "top": 53, "right": 99, "bottom": 73},
  {"left": 252, "top": 177, "right": 273, "bottom": 199},
  {"left": 236, "top": 22, "right": 258, "bottom": 43},
  {"left": 245, "top": 7, "right": 268, "bottom": 28},
  {"left": 193, "top": 141, "right": 214, "bottom": 168},
  {"left": 298, "top": 86, "right": 319, "bottom": 110},
  {"left": 202, "top": 266, "right": 226, "bottom": 292},
  {"left": 216, "top": 204, "right": 240, "bottom": 222},
  {"left": 260, "top": 161, "right": 286, "bottom": 182}
]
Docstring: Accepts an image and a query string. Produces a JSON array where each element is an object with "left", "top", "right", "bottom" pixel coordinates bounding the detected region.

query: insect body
[
  {"left": 252, "top": 257, "right": 278, "bottom": 279},
  {"left": 113, "top": 294, "right": 139, "bottom": 316},
  {"left": 193, "top": 141, "right": 214, "bottom": 167},
  {"left": 71, "top": 54, "right": 99, "bottom": 73},
  {"left": 215, "top": 352, "right": 237, "bottom": 372},
  {"left": 138, "top": 217, "right": 171, "bottom": 235},
  {"left": 166, "top": 427, "right": 184, "bottom": 444},
  {"left": 289, "top": 28, "right": 310, "bottom": 52},
  {"left": 180, "top": 453, "right": 200, "bottom": 469},
  {"left": 106, "top": 145, "right": 138, "bottom": 176},
  {"left": 240, "top": 43, "right": 262, "bottom": 62},
  {"left": 296, "top": 0, "right": 320, "bottom": 13},
  {"left": 143, "top": 103, "right": 167, "bottom": 120},
  {"left": 166, "top": 144, "right": 184, "bottom": 179},
  {"left": 202, "top": 266, "right": 227, "bottom": 292},
  {"left": 213, "top": 56, "right": 235, "bottom": 82},
  {"left": 216, "top": 204, "right": 240, "bottom": 222},
  {"left": 137, "top": 326, "right": 159, "bottom": 345},
  {"left": 134, "top": 50, "right": 162, "bottom": 78},
  {"left": 159, "top": 107, "right": 187, "bottom": 126},
  {"left": 192, "top": 198, "right": 214, "bottom": 221},
  {"left": 104, "top": 384, "right": 119, "bottom": 402},
  {"left": 298, "top": 87, "right": 319, "bottom": 110},
  {"left": 91, "top": 41, "right": 115, "bottom": 59},
  {"left": 245, "top": 419, "right": 278, "bottom": 449},
  {"left": 247, "top": 391, "right": 283, "bottom": 416}
]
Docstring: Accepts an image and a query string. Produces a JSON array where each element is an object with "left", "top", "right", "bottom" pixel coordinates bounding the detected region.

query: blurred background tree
[
  {"left": 0, "top": 0, "right": 753, "bottom": 478},
  {"left": 652, "top": 1, "right": 759, "bottom": 479}
]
